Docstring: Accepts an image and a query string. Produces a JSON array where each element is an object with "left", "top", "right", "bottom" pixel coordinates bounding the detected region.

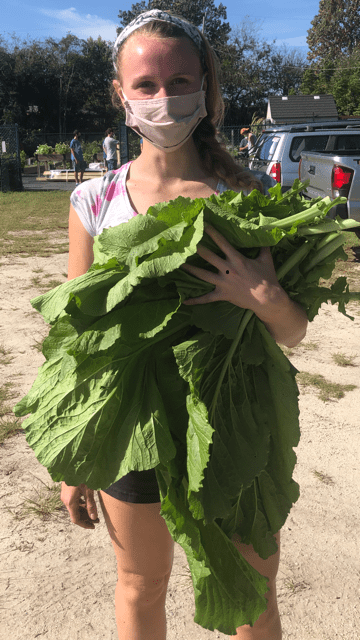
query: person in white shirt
[{"left": 103, "top": 128, "right": 119, "bottom": 171}]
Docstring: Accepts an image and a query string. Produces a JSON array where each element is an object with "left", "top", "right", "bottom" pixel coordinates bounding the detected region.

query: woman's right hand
[{"left": 60, "top": 482, "right": 100, "bottom": 530}]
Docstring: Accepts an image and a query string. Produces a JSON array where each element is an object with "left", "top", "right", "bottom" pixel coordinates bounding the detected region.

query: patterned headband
[{"left": 112, "top": 9, "right": 205, "bottom": 71}]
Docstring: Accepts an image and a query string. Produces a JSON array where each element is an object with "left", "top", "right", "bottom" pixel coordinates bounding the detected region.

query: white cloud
[{"left": 38, "top": 7, "right": 118, "bottom": 42}]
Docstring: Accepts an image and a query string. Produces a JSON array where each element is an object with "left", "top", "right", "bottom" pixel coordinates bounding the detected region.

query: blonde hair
[{"left": 114, "top": 17, "right": 262, "bottom": 193}]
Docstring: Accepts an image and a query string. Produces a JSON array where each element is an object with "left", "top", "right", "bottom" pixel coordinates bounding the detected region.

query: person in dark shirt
[{"left": 70, "top": 130, "right": 86, "bottom": 185}]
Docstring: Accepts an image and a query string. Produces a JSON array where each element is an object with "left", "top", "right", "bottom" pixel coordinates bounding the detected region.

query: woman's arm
[
  {"left": 62, "top": 204, "right": 99, "bottom": 529},
  {"left": 182, "top": 225, "right": 308, "bottom": 348},
  {"left": 68, "top": 204, "right": 94, "bottom": 280}
]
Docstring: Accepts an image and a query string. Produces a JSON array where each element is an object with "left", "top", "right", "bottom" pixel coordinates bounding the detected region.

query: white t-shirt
[
  {"left": 103, "top": 135, "right": 118, "bottom": 160},
  {"left": 70, "top": 161, "right": 230, "bottom": 237}
]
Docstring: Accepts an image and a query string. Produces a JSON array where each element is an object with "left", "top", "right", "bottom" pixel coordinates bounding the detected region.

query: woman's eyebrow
[{"left": 133, "top": 72, "right": 195, "bottom": 82}]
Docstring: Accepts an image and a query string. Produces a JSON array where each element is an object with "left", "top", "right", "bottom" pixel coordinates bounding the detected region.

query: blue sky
[{"left": 1, "top": 0, "right": 320, "bottom": 52}]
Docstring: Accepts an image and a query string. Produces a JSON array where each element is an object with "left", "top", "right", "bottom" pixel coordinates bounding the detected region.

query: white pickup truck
[{"left": 299, "top": 147, "right": 360, "bottom": 237}]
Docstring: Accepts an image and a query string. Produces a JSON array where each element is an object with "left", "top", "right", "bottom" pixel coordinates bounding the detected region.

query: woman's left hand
[
  {"left": 182, "top": 225, "right": 283, "bottom": 317},
  {"left": 182, "top": 225, "right": 308, "bottom": 347}
]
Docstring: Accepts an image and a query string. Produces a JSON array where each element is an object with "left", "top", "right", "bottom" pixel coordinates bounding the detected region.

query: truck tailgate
[{"left": 300, "top": 151, "right": 360, "bottom": 223}]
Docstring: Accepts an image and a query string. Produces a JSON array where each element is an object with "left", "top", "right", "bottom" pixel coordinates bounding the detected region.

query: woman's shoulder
[
  {"left": 70, "top": 162, "right": 134, "bottom": 237},
  {"left": 71, "top": 162, "right": 131, "bottom": 202}
]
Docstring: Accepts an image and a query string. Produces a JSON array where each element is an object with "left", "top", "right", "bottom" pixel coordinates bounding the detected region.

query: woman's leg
[
  {"left": 99, "top": 491, "right": 174, "bottom": 640},
  {"left": 230, "top": 532, "right": 282, "bottom": 640}
]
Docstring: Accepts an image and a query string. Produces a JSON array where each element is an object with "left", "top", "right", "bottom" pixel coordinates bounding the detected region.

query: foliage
[
  {"left": 55, "top": 142, "right": 71, "bottom": 154},
  {"left": 20, "top": 149, "right": 27, "bottom": 168},
  {"left": 0, "top": 34, "right": 119, "bottom": 136},
  {"left": 82, "top": 139, "right": 104, "bottom": 163},
  {"left": 301, "top": 47, "right": 360, "bottom": 116},
  {"left": 303, "top": 0, "right": 360, "bottom": 116},
  {"left": 307, "top": 0, "right": 360, "bottom": 63},
  {"left": 214, "top": 19, "right": 306, "bottom": 122},
  {"left": 35, "top": 144, "right": 54, "bottom": 155}
]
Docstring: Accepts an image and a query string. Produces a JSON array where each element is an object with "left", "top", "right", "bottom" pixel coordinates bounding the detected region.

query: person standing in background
[
  {"left": 102, "top": 135, "right": 108, "bottom": 170},
  {"left": 70, "top": 130, "right": 86, "bottom": 185},
  {"left": 104, "top": 129, "right": 119, "bottom": 171},
  {"left": 239, "top": 127, "right": 257, "bottom": 155}
]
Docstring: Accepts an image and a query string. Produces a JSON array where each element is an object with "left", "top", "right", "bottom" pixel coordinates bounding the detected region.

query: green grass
[
  {"left": 297, "top": 371, "right": 357, "bottom": 401},
  {"left": 9, "top": 481, "right": 65, "bottom": 520},
  {"left": 281, "top": 341, "right": 319, "bottom": 358},
  {"left": 0, "top": 344, "right": 13, "bottom": 365},
  {"left": 0, "top": 417, "right": 22, "bottom": 444},
  {"left": 0, "top": 382, "right": 21, "bottom": 443},
  {"left": 0, "top": 191, "right": 70, "bottom": 257},
  {"left": 0, "top": 382, "right": 16, "bottom": 415},
  {"left": 300, "top": 341, "right": 319, "bottom": 351},
  {"left": 313, "top": 470, "right": 335, "bottom": 485},
  {"left": 331, "top": 352, "right": 357, "bottom": 367},
  {"left": 30, "top": 274, "right": 65, "bottom": 291},
  {"left": 284, "top": 579, "right": 309, "bottom": 594}
]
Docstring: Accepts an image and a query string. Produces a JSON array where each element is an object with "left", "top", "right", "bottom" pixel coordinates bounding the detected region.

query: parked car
[
  {"left": 299, "top": 147, "right": 360, "bottom": 237},
  {"left": 249, "top": 121, "right": 360, "bottom": 191}
]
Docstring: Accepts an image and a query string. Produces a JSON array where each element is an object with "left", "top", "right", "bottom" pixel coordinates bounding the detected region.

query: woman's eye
[
  {"left": 137, "top": 81, "right": 154, "bottom": 89},
  {"left": 172, "top": 78, "right": 188, "bottom": 85}
]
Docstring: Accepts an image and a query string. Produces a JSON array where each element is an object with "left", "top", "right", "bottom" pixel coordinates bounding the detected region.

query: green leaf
[{"left": 159, "top": 480, "right": 268, "bottom": 634}]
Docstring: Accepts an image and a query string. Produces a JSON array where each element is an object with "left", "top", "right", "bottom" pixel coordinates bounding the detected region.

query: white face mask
[{"left": 122, "top": 78, "right": 207, "bottom": 152}]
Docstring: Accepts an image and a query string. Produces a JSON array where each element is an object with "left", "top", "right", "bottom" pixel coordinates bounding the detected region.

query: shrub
[
  {"left": 82, "top": 140, "right": 103, "bottom": 164},
  {"left": 55, "top": 142, "right": 71, "bottom": 154},
  {"left": 35, "top": 144, "right": 54, "bottom": 155},
  {"left": 20, "top": 149, "right": 27, "bottom": 169}
]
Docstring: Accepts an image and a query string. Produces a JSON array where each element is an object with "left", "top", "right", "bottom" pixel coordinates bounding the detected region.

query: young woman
[{"left": 61, "top": 10, "right": 308, "bottom": 640}]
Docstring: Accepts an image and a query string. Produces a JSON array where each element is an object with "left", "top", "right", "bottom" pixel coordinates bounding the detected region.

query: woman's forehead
[{"left": 120, "top": 34, "right": 201, "bottom": 77}]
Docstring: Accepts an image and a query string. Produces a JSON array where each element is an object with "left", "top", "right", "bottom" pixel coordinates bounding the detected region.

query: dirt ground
[{"left": 1, "top": 247, "right": 359, "bottom": 640}]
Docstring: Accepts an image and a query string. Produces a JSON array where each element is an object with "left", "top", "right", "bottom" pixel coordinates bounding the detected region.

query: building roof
[{"left": 267, "top": 95, "right": 338, "bottom": 123}]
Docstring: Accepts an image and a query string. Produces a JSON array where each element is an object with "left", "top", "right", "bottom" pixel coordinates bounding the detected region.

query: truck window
[
  {"left": 334, "top": 135, "right": 360, "bottom": 150},
  {"left": 257, "top": 135, "right": 280, "bottom": 161},
  {"left": 290, "top": 135, "right": 329, "bottom": 162}
]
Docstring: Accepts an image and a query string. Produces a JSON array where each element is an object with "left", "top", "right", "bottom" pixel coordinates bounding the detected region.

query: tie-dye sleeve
[{"left": 70, "top": 178, "right": 103, "bottom": 237}]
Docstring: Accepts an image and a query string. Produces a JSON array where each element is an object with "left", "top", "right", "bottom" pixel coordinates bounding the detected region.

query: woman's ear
[{"left": 113, "top": 79, "right": 125, "bottom": 106}]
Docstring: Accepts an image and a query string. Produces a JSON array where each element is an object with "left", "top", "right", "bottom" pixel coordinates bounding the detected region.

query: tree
[
  {"left": 307, "top": 0, "right": 360, "bottom": 63},
  {"left": 221, "top": 20, "right": 306, "bottom": 123},
  {"left": 0, "top": 34, "right": 120, "bottom": 143},
  {"left": 301, "top": 49, "right": 360, "bottom": 116},
  {"left": 303, "top": 0, "right": 360, "bottom": 116},
  {"left": 75, "top": 37, "right": 119, "bottom": 130},
  {"left": 117, "top": 0, "right": 231, "bottom": 58}
]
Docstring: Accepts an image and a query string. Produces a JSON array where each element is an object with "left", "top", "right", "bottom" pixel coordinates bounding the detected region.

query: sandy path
[{"left": 0, "top": 251, "right": 359, "bottom": 640}]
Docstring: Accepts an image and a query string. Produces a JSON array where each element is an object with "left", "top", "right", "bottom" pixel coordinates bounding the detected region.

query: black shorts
[{"left": 102, "top": 469, "right": 160, "bottom": 504}]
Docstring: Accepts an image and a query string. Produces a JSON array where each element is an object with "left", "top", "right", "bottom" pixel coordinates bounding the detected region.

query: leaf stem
[
  {"left": 209, "top": 309, "right": 254, "bottom": 423},
  {"left": 275, "top": 242, "right": 313, "bottom": 281},
  {"left": 303, "top": 235, "right": 345, "bottom": 273}
]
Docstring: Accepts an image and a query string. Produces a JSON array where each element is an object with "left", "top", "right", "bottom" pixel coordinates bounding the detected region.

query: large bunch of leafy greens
[{"left": 14, "top": 181, "right": 360, "bottom": 633}]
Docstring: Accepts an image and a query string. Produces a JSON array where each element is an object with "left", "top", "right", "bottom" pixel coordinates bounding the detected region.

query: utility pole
[{"left": 202, "top": 9, "right": 207, "bottom": 34}]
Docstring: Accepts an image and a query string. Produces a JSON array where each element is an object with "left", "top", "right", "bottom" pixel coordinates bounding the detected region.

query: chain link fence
[{"left": 0, "top": 124, "right": 23, "bottom": 192}]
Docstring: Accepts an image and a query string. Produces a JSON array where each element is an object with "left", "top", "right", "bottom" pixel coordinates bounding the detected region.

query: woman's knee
[
  {"left": 231, "top": 531, "right": 281, "bottom": 584},
  {"left": 116, "top": 566, "right": 172, "bottom": 608}
]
